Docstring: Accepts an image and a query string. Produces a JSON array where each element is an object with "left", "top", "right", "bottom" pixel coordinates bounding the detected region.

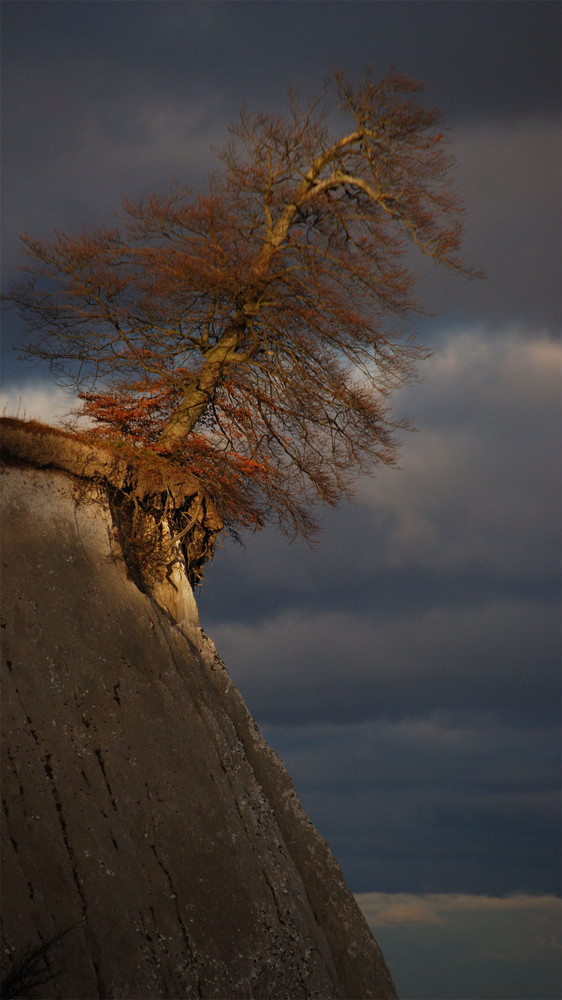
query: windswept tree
[{"left": 6, "top": 68, "right": 475, "bottom": 539}]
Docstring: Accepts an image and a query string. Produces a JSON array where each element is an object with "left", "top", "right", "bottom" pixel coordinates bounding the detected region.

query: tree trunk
[{"left": 158, "top": 323, "right": 246, "bottom": 445}]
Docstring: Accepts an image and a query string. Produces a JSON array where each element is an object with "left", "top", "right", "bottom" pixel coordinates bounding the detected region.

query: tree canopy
[{"left": 6, "top": 68, "right": 475, "bottom": 539}]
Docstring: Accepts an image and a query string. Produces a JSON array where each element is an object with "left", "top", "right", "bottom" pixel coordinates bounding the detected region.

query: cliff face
[{"left": 0, "top": 427, "right": 397, "bottom": 1000}]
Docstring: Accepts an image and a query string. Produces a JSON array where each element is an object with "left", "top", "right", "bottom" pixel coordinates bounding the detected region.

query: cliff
[{"left": 0, "top": 420, "right": 397, "bottom": 1000}]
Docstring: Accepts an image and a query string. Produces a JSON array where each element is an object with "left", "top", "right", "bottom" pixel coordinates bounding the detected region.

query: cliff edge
[{"left": 0, "top": 421, "right": 397, "bottom": 999}]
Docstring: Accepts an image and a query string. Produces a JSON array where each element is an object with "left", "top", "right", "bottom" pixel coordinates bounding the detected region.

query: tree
[{"left": 6, "top": 68, "right": 475, "bottom": 539}]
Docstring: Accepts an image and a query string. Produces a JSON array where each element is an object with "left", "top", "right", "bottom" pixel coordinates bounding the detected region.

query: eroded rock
[{"left": 0, "top": 427, "right": 397, "bottom": 999}]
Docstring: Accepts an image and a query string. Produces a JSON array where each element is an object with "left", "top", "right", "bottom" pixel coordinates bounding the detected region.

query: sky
[{"left": 1, "top": 3, "right": 560, "bottom": 998}]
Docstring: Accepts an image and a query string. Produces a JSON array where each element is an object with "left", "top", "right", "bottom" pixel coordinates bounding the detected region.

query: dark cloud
[
  {"left": 4, "top": 1, "right": 559, "bottom": 120},
  {"left": 199, "top": 328, "right": 560, "bottom": 621},
  {"left": 207, "top": 597, "right": 560, "bottom": 728},
  {"left": 289, "top": 720, "right": 560, "bottom": 896},
  {"left": 425, "top": 119, "right": 561, "bottom": 328},
  {"left": 263, "top": 712, "right": 560, "bottom": 896}
]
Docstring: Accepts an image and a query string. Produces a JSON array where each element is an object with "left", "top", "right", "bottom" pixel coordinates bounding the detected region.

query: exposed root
[{"left": 0, "top": 417, "right": 222, "bottom": 588}]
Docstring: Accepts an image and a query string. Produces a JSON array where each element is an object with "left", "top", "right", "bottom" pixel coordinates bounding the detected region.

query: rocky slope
[{"left": 0, "top": 421, "right": 397, "bottom": 999}]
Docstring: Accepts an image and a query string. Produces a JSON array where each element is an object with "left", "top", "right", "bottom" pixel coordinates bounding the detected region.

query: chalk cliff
[{"left": 0, "top": 421, "right": 397, "bottom": 999}]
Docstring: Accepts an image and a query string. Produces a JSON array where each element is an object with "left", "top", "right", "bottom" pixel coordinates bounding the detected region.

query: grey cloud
[
  {"left": 264, "top": 716, "right": 560, "bottom": 897},
  {"left": 209, "top": 597, "right": 559, "bottom": 726},
  {"left": 1, "top": 66, "right": 223, "bottom": 275},
  {"left": 355, "top": 893, "right": 561, "bottom": 1000},
  {"left": 5, "top": 2, "right": 559, "bottom": 120},
  {"left": 422, "top": 117, "right": 561, "bottom": 327},
  {"left": 357, "top": 327, "right": 561, "bottom": 583},
  {"left": 357, "top": 890, "right": 561, "bottom": 926},
  {"left": 261, "top": 717, "right": 560, "bottom": 796},
  {"left": 200, "top": 325, "right": 560, "bottom": 626}
]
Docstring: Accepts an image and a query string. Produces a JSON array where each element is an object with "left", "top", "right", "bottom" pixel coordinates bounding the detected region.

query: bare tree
[{"left": 5, "top": 68, "right": 476, "bottom": 538}]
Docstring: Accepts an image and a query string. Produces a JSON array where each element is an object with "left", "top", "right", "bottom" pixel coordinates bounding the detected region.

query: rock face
[{"left": 0, "top": 431, "right": 397, "bottom": 999}]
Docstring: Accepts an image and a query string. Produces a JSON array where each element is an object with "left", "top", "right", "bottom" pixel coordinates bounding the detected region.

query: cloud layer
[
  {"left": 202, "top": 326, "right": 560, "bottom": 724},
  {"left": 356, "top": 892, "right": 561, "bottom": 1000}
]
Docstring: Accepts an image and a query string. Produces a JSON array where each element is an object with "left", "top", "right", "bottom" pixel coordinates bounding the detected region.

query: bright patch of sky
[{"left": 355, "top": 892, "right": 561, "bottom": 1000}]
